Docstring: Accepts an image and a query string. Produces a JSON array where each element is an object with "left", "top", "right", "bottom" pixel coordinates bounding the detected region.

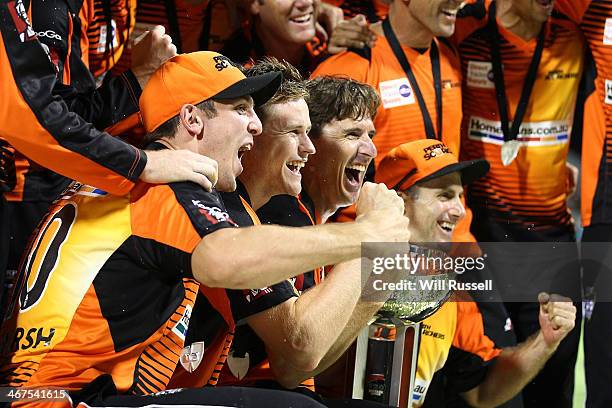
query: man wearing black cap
[
  {"left": 0, "top": 51, "right": 409, "bottom": 408},
  {"left": 375, "top": 139, "right": 577, "bottom": 408}
]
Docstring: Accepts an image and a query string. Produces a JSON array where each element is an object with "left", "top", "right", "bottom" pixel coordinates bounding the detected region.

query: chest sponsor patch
[
  {"left": 604, "top": 18, "right": 612, "bottom": 45},
  {"left": 605, "top": 79, "right": 612, "bottom": 105},
  {"left": 379, "top": 78, "right": 416, "bottom": 109},
  {"left": 172, "top": 304, "right": 192, "bottom": 341},
  {"left": 467, "top": 61, "right": 495, "bottom": 89},
  {"left": 468, "top": 116, "right": 570, "bottom": 146}
]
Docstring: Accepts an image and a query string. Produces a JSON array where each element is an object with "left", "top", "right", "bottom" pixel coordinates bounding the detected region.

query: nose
[
  {"left": 359, "top": 137, "right": 377, "bottom": 159},
  {"left": 299, "top": 132, "right": 316, "bottom": 157},
  {"left": 449, "top": 197, "right": 466, "bottom": 221},
  {"left": 248, "top": 109, "right": 263, "bottom": 136},
  {"left": 295, "top": 0, "right": 314, "bottom": 10}
]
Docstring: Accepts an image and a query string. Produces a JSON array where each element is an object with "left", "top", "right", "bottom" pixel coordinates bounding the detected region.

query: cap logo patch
[
  {"left": 423, "top": 143, "right": 450, "bottom": 160},
  {"left": 213, "top": 55, "right": 232, "bottom": 71}
]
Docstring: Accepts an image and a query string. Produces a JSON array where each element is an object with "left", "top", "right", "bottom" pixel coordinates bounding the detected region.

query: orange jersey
[
  {"left": 87, "top": 0, "right": 136, "bottom": 78},
  {"left": 0, "top": 2, "right": 145, "bottom": 196},
  {"left": 112, "top": 0, "right": 237, "bottom": 74},
  {"left": 457, "top": 1, "right": 584, "bottom": 240},
  {"left": 555, "top": 0, "right": 612, "bottom": 227},
  {"left": 312, "top": 32, "right": 475, "bottom": 242},
  {"left": 0, "top": 179, "right": 237, "bottom": 405}
]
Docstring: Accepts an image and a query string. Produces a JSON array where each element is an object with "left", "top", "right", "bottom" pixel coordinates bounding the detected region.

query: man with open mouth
[
  {"left": 0, "top": 51, "right": 408, "bottom": 408},
  {"left": 213, "top": 65, "right": 408, "bottom": 407}
]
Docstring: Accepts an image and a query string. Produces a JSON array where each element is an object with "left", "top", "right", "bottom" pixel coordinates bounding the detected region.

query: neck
[
  {"left": 255, "top": 24, "right": 306, "bottom": 66},
  {"left": 385, "top": 2, "right": 433, "bottom": 49},
  {"left": 239, "top": 173, "right": 274, "bottom": 211},
  {"left": 302, "top": 176, "right": 337, "bottom": 224},
  {"left": 496, "top": 0, "right": 544, "bottom": 41}
]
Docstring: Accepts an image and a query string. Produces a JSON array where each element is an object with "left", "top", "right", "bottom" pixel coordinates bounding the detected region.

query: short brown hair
[
  {"left": 246, "top": 57, "right": 309, "bottom": 123},
  {"left": 144, "top": 99, "right": 217, "bottom": 145},
  {"left": 305, "top": 76, "right": 380, "bottom": 138}
]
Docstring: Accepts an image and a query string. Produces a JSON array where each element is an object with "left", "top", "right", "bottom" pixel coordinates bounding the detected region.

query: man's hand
[
  {"left": 315, "top": 0, "right": 344, "bottom": 41},
  {"left": 328, "top": 14, "right": 377, "bottom": 54},
  {"left": 131, "top": 25, "right": 177, "bottom": 90},
  {"left": 538, "top": 292, "right": 576, "bottom": 349},
  {"left": 141, "top": 149, "right": 218, "bottom": 191},
  {"left": 355, "top": 182, "right": 410, "bottom": 243}
]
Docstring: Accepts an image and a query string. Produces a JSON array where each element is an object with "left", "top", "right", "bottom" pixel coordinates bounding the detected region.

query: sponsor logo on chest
[
  {"left": 379, "top": 78, "right": 416, "bottom": 108},
  {"left": 468, "top": 116, "right": 570, "bottom": 146},
  {"left": 467, "top": 61, "right": 495, "bottom": 89}
]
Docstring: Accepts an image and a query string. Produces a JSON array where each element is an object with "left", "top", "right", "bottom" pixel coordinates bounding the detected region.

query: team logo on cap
[
  {"left": 423, "top": 143, "right": 450, "bottom": 160},
  {"left": 213, "top": 55, "right": 234, "bottom": 71}
]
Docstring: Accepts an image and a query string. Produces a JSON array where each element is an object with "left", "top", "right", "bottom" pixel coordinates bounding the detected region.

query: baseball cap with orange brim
[
  {"left": 376, "top": 139, "right": 490, "bottom": 191},
  {"left": 140, "top": 51, "right": 282, "bottom": 133}
]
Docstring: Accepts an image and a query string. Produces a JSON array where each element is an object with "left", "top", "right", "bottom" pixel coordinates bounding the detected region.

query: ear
[
  {"left": 179, "top": 104, "right": 205, "bottom": 138},
  {"left": 250, "top": 0, "right": 261, "bottom": 16}
]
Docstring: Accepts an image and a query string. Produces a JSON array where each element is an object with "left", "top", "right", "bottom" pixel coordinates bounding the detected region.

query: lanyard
[
  {"left": 382, "top": 18, "right": 442, "bottom": 140},
  {"left": 488, "top": 1, "right": 546, "bottom": 143}
]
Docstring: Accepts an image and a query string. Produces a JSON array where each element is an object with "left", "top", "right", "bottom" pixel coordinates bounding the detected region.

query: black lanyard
[
  {"left": 382, "top": 18, "right": 442, "bottom": 140},
  {"left": 488, "top": 1, "right": 546, "bottom": 143}
]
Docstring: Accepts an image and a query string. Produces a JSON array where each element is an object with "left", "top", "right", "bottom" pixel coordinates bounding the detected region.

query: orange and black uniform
[
  {"left": 1, "top": 0, "right": 145, "bottom": 300},
  {"left": 454, "top": 2, "right": 583, "bottom": 407},
  {"left": 312, "top": 32, "right": 474, "bottom": 243},
  {"left": 218, "top": 189, "right": 322, "bottom": 390},
  {"left": 112, "top": 0, "right": 235, "bottom": 74},
  {"left": 553, "top": 1, "right": 612, "bottom": 407},
  {"left": 87, "top": 0, "right": 136, "bottom": 79},
  {"left": 0, "top": 0, "right": 147, "bottom": 312},
  {"left": 0, "top": 146, "right": 237, "bottom": 403}
]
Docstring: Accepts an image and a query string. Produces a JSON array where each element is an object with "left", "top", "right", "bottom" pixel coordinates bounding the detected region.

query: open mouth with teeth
[
  {"left": 286, "top": 160, "right": 306, "bottom": 175},
  {"left": 438, "top": 220, "right": 455, "bottom": 235},
  {"left": 344, "top": 163, "right": 367, "bottom": 186},
  {"left": 290, "top": 13, "right": 312, "bottom": 24},
  {"left": 238, "top": 144, "right": 252, "bottom": 161}
]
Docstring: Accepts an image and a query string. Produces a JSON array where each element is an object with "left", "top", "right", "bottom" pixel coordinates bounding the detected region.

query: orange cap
[
  {"left": 376, "top": 139, "right": 489, "bottom": 190},
  {"left": 140, "top": 51, "right": 281, "bottom": 132}
]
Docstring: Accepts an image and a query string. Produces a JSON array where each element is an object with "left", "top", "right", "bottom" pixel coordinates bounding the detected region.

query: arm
[
  {"left": 192, "top": 182, "right": 409, "bottom": 289},
  {"left": 461, "top": 293, "right": 577, "bottom": 408},
  {"left": 0, "top": 6, "right": 216, "bottom": 193},
  {"left": 247, "top": 258, "right": 364, "bottom": 374}
]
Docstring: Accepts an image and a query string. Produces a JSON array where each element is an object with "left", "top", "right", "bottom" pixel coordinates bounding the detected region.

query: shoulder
[
  {"left": 312, "top": 47, "right": 372, "bottom": 79},
  {"left": 257, "top": 194, "right": 313, "bottom": 227}
]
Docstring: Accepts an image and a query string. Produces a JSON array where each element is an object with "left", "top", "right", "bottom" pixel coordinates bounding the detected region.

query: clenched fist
[
  {"left": 538, "top": 292, "right": 576, "bottom": 348},
  {"left": 131, "top": 25, "right": 178, "bottom": 89}
]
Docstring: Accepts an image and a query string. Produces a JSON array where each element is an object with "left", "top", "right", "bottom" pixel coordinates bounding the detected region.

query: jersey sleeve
[
  {"left": 0, "top": 3, "right": 146, "bottom": 195},
  {"left": 227, "top": 281, "right": 298, "bottom": 324}
]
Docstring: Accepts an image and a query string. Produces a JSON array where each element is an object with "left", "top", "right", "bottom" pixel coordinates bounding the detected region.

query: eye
[
  {"left": 439, "top": 192, "right": 453, "bottom": 201},
  {"left": 235, "top": 105, "right": 248, "bottom": 114},
  {"left": 345, "top": 132, "right": 361, "bottom": 140}
]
